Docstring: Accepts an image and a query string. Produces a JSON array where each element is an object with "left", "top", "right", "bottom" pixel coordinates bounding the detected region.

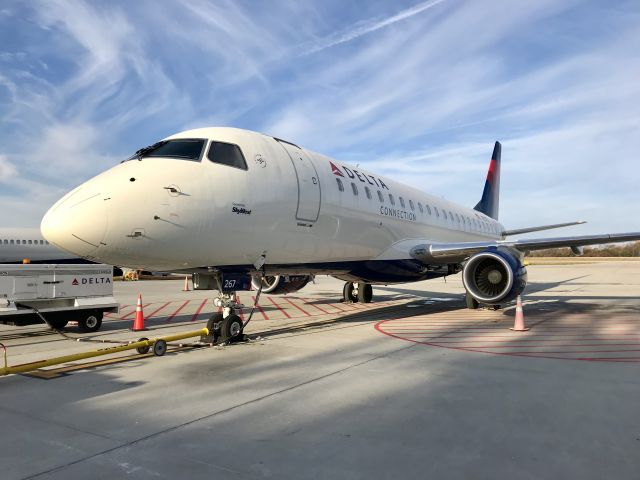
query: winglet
[{"left": 473, "top": 141, "right": 501, "bottom": 220}]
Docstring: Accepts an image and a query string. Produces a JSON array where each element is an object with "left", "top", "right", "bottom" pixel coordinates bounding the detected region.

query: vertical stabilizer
[{"left": 473, "top": 141, "right": 501, "bottom": 220}]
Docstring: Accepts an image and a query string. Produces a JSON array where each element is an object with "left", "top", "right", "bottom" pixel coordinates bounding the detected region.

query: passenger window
[
  {"left": 418, "top": 202, "right": 423, "bottom": 213},
  {"left": 40, "top": 240, "right": 44, "bottom": 245},
  {"left": 28, "top": 240, "right": 32, "bottom": 245},
  {"left": 351, "top": 183, "right": 358, "bottom": 195},
  {"left": 336, "top": 178, "right": 344, "bottom": 192},
  {"left": 22, "top": 240, "right": 26, "bottom": 244},
  {"left": 46, "top": 241, "right": 49, "bottom": 244},
  {"left": 399, "top": 197, "right": 405, "bottom": 208},
  {"left": 442, "top": 211, "right": 448, "bottom": 220},
  {"left": 455, "top": 213, "right": 460, "bottom": 223},
  {"left": 434, "top": 207, "right": 439, "bottom": 217},
  {"left": 377, "top": 191, "right": 384, "bottom": 203},
  {"left": 426, "top": 204, "right": 432, "bottom": 215},
  {"left": 10, "top": 240, "right": 14, "bottom": 245},
  {"left": 409, "top": 199, "right": 414, "bottom": 211},
  {"left": 2, "top": 239, "right": 6, "bottom": 244},
  {"left": 365, "top": 186, "right": 372, "bottom": 200},
  {"left": 207, "top": 141, "right": 248, "bottom": 170},
  {"left": 389, "top": 194, "right": 395, "bottom": 206}
]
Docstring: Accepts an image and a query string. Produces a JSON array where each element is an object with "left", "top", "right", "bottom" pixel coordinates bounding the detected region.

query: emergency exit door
[{"left": 277, "top": 140, "right": 321, "bottom": 223}]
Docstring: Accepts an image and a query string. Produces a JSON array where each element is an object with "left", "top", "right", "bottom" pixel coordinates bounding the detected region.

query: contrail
[{"left": 303, "top": 0, "right": 448, "bottom": 55}]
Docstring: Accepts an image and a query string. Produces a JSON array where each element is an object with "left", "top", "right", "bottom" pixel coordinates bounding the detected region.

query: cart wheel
[
  {"left": 77, "top": 311, "right": 103, "bottom": 333},
  {"left": 136, "top": 338, "right": 150, "bottom": 355},
  {"left": 153, "top": 339, "right": 167, "bottom": 356}
]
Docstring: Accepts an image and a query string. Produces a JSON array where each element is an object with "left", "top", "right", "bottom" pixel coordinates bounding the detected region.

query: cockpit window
[
  {"left": 127, "top": 139, "right": 206, "bottom": 161},
  {"left": 207, "top": 141, "right": 248, "bottom": 170}
]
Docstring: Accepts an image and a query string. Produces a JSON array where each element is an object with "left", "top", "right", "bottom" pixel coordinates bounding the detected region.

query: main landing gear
[
  {"left": 205, "top": 292, "right": 246, "bottom": 344},
  {"left": 465, "top": 291, "right": 501, "bottom": 310},
  {"left": 342, "top": 282, "right": 373, "bottom": 303}
]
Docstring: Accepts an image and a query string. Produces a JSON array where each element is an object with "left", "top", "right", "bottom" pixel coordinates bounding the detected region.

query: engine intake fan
[{"left": 462, "top": 249, "right": 527, "bottom": 304}]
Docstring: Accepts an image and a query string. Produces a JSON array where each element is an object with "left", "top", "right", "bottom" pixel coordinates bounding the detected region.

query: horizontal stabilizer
[{"left": 502, "top": 221, "right": 586, "bottom": 236}]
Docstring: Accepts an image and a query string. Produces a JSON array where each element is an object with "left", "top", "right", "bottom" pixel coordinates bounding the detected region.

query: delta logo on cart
[
  {"left": 72, "top": 277, "right": 111, "bottom": 286},
  {"left": 329, "top": 161, "right": 389, "bottom": 190}
]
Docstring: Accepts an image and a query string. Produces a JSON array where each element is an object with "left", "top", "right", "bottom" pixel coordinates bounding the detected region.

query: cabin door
[{"left": 277, "top": 141, "right": 321, "bottom": 223}]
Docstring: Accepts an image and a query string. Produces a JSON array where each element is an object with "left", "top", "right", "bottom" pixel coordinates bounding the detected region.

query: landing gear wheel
[
  {"left": 78, "top": 311, "right": 103, "bottom": 333},
  {"left": 342, "top": 282, "right": 358, "bottom": 303},
  {"left": 206, "top": 313, "right": 224, "bottom": 341},
  {"left": 153, "top": 339, "right": 167, "bottom": 356},
  {"left": 136, "top": 338, "right": 150, "bottom": 355},
  {"left": 465, "top": 292, "right": 479, "bottom": 310},
  {"left": 220, "top": 314, "right": 244, "bottom": 343},
  {"left": 357, "top": 283, "right": 373, "bottom": 303}
]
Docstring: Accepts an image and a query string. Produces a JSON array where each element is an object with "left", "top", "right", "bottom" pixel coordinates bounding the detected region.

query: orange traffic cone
[
  {"left": 510, "top": 295, "right": 529, "bottom": 331},
  {"left": 183, "top": 275, "right": 190, "bottom": 291},
  {"left": 132, "top": 294, "right": 147, "bottom": 331}
]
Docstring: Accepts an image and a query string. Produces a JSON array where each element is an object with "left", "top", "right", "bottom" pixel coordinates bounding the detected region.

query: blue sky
[{"left": 1, "top": 0, "right": 639, "bottom": 234}]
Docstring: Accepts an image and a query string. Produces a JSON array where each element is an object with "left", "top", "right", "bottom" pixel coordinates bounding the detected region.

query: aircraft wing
[{"left": 410, "top": 232, "right": 640, "bottom": 264}]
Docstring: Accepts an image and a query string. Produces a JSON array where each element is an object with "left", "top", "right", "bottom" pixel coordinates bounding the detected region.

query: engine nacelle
[
  {"left": 251, "top": 275, "right": 310, "bottom": 294},
  {"left": 462, "top": 249, "right": 527, "bottom": 304}
]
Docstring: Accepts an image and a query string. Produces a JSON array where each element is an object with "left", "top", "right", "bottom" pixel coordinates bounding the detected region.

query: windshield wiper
[{"left": 126, "top": 141, "right": 168, "bottom": 161}]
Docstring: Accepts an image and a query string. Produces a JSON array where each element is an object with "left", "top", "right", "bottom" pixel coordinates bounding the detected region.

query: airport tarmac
[{"left": 1, "top": 260, "right": 639, "bottom": 479}]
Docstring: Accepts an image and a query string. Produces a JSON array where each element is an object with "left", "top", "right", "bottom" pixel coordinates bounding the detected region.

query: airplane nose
[{"left": 41, "top": 186, "right": 108, "bottom": 258}]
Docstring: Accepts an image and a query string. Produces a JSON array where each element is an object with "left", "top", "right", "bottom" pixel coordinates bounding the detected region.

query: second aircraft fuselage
[{"left": 41, "top": 127, "right": 502, "bottom": 283}]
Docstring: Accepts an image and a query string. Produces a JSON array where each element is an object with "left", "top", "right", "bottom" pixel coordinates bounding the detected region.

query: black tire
[
  {"left": 206, "top": 313, "right": 224, "bottom": 334},
  {"left": 77, "top": 311, "right": 103, "bottom": 333},
  {"left": 153, "top": 339, "right": 167, "bottom": 356},
  {"left": 343, "top": 282, "right": 357, "bottom": 303},
  {"left": 136, "top": 338, "right": 150, "bottom": 355},
  {"left": 220, "top": 314, "right": 244, "bottom": 342},
  {"left": 357, "top": 283, "right": 373, "bottom": 303},
  {"left": 465, "top": 292, "right": 479, "bottom": 310}
]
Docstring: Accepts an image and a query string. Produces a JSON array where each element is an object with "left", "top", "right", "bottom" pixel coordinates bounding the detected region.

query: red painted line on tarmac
[
  {"left": 302, "top": 299, "right": 331, "bottom": 315},
  {"left": 166, "top": 300, "right": 190, "bottom": 322},
  {"left": 145, "top": 301, "right": 171, "bottom": 319},
  {"left": 304, "top": 298, "right": 342, "bottom": 313},
  {"left": 190, "top": 299, "right": 209, "bottom": 322},
  {"left": 374, "top": 319, "right": 640, "bottom": 363},
  {"left": 412, "top": 338, "right": 640, "bottom": 345},
  {"left": 486, "top": 348, "right": 640, "bottom": 355},
  {"left": 267, "top": 297, "right": 291, "bottom": 318},
  {"left": 284, "top": 297, "right": 310, "bottom": 316},
  {"left": 120, "top": 304, "right": 150, "bottom": 320},
  {"left": 252, "top": 296, "right": 269, "bottom": 320},
  {"left": 331, "top": 302, "right": 353, "bottom": 312}
]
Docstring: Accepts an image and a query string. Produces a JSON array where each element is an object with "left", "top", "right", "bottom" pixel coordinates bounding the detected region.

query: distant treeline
[{"left": 528, "top": 241, "right": 640, "bottom": 257}]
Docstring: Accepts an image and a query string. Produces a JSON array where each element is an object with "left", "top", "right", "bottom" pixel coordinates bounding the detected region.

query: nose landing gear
[
  {"left": 342, "top": 282, "right": 373, "bottom": 303},
  {"left": 204, "top": 293, "right": 246, "bottom": 344}
]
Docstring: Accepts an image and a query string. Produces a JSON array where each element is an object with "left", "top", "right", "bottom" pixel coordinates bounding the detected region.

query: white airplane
[
  {"left": 0, "top": 227, "right": 82, "bottom": 263},
  {"left": 40, "top": 127, "right": 640, "bottom": 341}
]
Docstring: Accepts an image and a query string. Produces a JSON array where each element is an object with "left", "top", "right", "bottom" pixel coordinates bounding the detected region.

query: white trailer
[{"left": 0, "top": 264, "right": 119, "bottom": 332}]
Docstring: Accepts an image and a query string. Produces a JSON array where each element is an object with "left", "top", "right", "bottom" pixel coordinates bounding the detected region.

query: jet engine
[
  {"left": 251, "top": 275, "right": 310, "bottom": 294},
  {"left": 462, "top": 249, "right": 527, "bottom": 305}
]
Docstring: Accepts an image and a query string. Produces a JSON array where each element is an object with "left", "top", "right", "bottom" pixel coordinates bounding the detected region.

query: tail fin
[{"left": 473, "top": 141, "right": 501, "bottom": 220}]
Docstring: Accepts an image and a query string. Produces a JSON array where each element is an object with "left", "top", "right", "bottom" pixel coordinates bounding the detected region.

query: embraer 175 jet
[{"left": 40, "top": 127, "right": 640, "bottom": 341}]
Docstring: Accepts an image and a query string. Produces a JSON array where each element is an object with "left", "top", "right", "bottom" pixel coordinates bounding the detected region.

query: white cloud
[{"left": 0, "top": 155, "right": 17, "bottom": 182}]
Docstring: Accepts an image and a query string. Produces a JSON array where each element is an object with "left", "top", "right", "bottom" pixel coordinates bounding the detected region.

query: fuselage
[
  {"left": 41, "top": 127, "right": 503, "bottom": 283},
  {"left": 0, "top": 228, "right": 82, "bottom": 263}
]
